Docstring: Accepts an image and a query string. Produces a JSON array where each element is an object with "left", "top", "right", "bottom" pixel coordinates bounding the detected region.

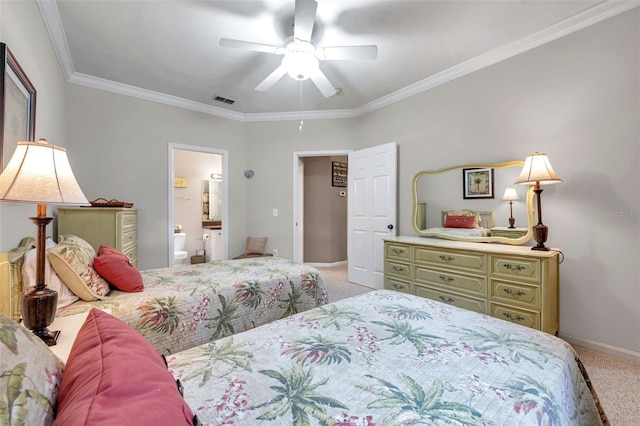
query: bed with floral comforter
[
  {"left": 168, "top": 289, "right": 606, "bottom": 425},
  {"left": 57, "top": 257, "right": 328, "bottom": 355}
]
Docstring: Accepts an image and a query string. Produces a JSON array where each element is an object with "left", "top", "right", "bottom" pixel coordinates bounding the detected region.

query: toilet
[{"left": 174, "top": 232, "right": 188, "bottom": 263}]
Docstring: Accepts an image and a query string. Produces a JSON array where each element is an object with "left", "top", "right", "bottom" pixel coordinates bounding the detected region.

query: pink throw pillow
[
  {"left": 54, "top": 309, "right": 196, "bottom": 425},
  {"left": 444, "top": 215, "right": 476, "bottom": 229},
  {"left": 92, "top": 245, "right": 143, "bottom": 292}
]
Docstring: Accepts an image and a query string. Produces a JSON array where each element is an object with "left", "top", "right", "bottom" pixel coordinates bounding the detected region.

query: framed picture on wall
[
  {"left": 332, "top": 161, "right": 347, "bottom": 187},
  {"left": 463, "top": 167, "right": 494, "bottom": 199},
  {"left": 1, "top": 43, "right": 36, "bottom": 172}
]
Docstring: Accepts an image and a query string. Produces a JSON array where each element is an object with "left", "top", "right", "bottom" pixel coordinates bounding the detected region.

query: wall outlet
[
  {"left": 273, "top": 208, "right": 278, "bottom": 216},
  {"left": 272, "top": 249, "right": 278, "bottom": 257}
]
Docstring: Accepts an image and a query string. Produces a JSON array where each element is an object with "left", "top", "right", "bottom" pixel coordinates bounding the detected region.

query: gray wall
[
  {"left": 303, "top": 156, "right": 347, "bottom": 263},
  {"left": 0, "top": 0, "right": 68, "bottom": 247},
  {"left": 1, "top": 2, "right": 638, "bottom": 358}
]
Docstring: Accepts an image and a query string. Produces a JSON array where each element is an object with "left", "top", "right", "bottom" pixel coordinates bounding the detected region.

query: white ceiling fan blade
[
  {"left": 294, "top": 0, "right": 317, "bottom": 42},
  {"left": 316, "top": 45, "right": 378, "bottom": 61},
  {"left": 308, "top": 67, "right": 337, "bottom": 98},
  {"left": 220, "top": 38, "right": 285, "bottom": 55},
  {"left": 255, "top": 64, "right": 289, "bottom": 92}
]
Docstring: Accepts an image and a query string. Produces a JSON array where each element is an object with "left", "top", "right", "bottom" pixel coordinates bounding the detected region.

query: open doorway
[
  {"left": 293, "top": 150, "right": 351, "bottom": 265},
  {"left": 168, "top": 143, "right": 229, "bottom": 266}
]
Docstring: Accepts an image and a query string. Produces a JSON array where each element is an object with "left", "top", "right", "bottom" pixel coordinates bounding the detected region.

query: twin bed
[
  {"left": 1, "top": 237, "right": 328, "bottom": 354},
  {"left": 0, "top": 237, "right": 607, "bottom": 425}
]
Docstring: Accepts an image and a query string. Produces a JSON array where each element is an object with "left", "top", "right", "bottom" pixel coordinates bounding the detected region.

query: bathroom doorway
[{"left": 168, "top": 143, "right": 228, "bottom": 266}]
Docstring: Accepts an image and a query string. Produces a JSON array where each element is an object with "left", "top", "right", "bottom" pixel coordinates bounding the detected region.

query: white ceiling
[{"left": 38, "top": 0, "right": 637, "bottom": 121}]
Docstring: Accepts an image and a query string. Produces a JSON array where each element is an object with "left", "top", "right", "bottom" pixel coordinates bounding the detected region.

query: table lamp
[
  {"left": 514, "top": 152, "right": 562, "bottom": 251},
  {"left": 501, "top": 187, "right": 520, "bottom": 228},
  {"left": 0, "top": 139, "right": 88, "bottom": 345}
]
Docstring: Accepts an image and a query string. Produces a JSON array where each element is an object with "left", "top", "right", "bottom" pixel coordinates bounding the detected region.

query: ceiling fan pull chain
[{"left": 299, "top": 81, "right": 304, "bottom": 131}]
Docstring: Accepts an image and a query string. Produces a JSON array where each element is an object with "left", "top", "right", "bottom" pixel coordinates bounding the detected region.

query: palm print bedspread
[
  {"left": 168, "top": 290, "right": 604, "bottom": 425},
  {"left": 57, "top": 257, "right": 328, "bottom": 355}
]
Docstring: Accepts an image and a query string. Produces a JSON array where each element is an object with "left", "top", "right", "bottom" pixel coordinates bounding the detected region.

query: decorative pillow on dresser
[
  {"left": 444, "top": 215, "right": 476, "bottom": 229},
  {"left": 446, "top": 210, "right": 482, "bottom": 228},
  {"left": 47, "top": 235, "right": 110, "bottom": 302},
  {"left": 92, "top": 245, "right": 143, "bottom": 292},
  {"left": 22, "top": 238, "right": 79, "bottom": 308},
  {"left": 0, "top": 313, "right": 64, "bottom": 425}
]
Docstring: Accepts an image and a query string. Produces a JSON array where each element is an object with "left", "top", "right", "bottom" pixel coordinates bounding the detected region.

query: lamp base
[
  {"left": 508, "top": 217, "right": 515, "bottom": 229},
  {"left": 532, "top": 223, "right": 550, "bottom": 251},
  {"left": 22, "top": 285, "right": 59, "bottom": 346},
  {"left": 35, "top": 329, "right": 61, "bottom": 347}
]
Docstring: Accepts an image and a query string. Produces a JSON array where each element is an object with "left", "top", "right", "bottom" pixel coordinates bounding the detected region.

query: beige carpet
[{"left": 315, "top": 263, "right": 640, "bottom": 426}]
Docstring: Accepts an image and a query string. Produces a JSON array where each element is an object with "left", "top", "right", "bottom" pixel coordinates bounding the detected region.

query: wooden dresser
[
  {"left": 384, "top": 236, "right": 560, "bottom": 334},
  {"left": 57, "top": 208, "right": 138, "bottom": 266}
]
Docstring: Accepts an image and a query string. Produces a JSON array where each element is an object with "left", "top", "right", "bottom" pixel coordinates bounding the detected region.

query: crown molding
[
  {"left": 353, "top": 0, "right": 640, "bottom": 117},
  {"left": 37, "top": 0, "right": 74, "bottom": 80},
  {"left": 38, "top": 0, "right": 639, "bottom": 123},
  {"left": 68, "top": 72, "right": 246, "bottom": 121}
]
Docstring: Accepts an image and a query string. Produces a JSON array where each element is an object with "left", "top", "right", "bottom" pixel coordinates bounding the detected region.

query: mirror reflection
[
  {"left": 202, "top": 177, "right": 223, "bottom": 229},
  {"left": 412, "top": 161, "right": 534, "bottom": 245}
]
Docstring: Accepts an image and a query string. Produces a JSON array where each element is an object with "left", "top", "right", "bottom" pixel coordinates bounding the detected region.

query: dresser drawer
[
  {"left": 490, "top": 280, "right": 540, "bottom": 310},
  {"left": 121, "top": 229, "right": 137, "bottom": 250},
  {"left": 490, "top": 303, "right": 540, "bottom": 329},
  {"left": 414, "top": 247, "right": 486, "bottom": 274},
  {"left": 385, "top": 278, "right": 412, "bottom": 294},
  {"left": 385, "top": 243, "right": 412, "bottom": 262},
  {"left": 414, "top": 266, "right": 487, "bottom": 298},
  {"left": 122, "top": 212, "right": 138, "bottom": 230},
  {"left": 385, "top": 260, "right": 411, "bottom": 280},
  {"left": 415, "top": 285, "right": 486, "bottom": 314},
  {"left": 491, "top": 255, "right": 540, "bottom": 283},
  {"left": 122, "top": 244, "right": 137, "bottom": 261}
]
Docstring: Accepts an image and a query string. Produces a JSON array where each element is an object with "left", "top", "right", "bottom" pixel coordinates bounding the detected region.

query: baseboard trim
[
  {"left": 307, "top": 260, "right": 347, "bottom": 268},
  {"left": 560, "top": 332, "right": 640, "bottom": 364}
]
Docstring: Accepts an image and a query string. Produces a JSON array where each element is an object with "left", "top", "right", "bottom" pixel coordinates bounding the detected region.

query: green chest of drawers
[
  {"left": 57, "top": 208, "right": 138, "bottom": 266},
  {"left": 384, "top": 236, "right": 560, "bottom": 334}
]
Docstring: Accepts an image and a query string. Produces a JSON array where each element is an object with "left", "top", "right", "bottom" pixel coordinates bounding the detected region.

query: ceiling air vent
[{"left": 213, "top": 95, "right": 236, "bottom": 105}]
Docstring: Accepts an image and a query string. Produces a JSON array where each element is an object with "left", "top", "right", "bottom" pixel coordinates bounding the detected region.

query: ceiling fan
[{"left": 219, "top": 0, "right": 378, "bottom": 98}]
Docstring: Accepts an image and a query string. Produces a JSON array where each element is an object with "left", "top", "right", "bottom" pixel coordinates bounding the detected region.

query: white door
[{"left": 348, "top": 142, "right": 397, "bottom": 289}]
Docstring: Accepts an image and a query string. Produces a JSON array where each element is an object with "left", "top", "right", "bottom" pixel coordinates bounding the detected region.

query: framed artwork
[
  {"left": 332, "top": 161, "right": 347, "bottom": 187},
  {"left": 463, "top": 167, "right": 494, "bottom": 199},
  {"left": 1, "top": 43, "right": 36, "bottom": 172}
]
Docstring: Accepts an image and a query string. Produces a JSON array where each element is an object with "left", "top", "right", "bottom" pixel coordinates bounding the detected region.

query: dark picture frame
[
  {"left": 332, "top": 161, "right": 347, "bottom": 187},
  {"left": 1, "top": 43, "right": 36, "bottom": 171},
  {"left": 463, "top": 167, "right": 494, "bottom": 199}
]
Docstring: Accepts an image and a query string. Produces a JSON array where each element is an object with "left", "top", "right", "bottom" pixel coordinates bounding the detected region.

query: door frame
[
  {"left": 292, "top": 150, "right": 351, "bottom": 263},
  {"left": 168, "top": 143, "right": 229, "bottom": 266}
]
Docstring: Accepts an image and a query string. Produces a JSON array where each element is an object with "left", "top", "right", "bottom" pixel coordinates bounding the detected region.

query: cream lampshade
[
  {"left": 0, "top": 139, "right": 88, "bottom": 345},
  {"left": 514, "top": 152, "right": 562, "bottom": 250},
  {"left": 501, "top": 187, "right": 520, "bottom": 229}
]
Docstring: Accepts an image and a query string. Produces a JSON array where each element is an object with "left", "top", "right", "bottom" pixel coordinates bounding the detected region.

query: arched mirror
[{"left": 412, "top": 161, "right": 534, "bottom": 245}]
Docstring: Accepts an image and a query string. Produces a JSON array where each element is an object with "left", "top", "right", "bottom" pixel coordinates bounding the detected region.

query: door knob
[{"left": 387, "top": 224, "right": 394, "bottom": 230}]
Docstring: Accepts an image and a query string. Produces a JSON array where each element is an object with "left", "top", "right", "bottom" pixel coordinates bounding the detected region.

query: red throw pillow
[
  {"left": 444, "top": 215, "right": 476, "bottom": 229},
  {"left": 92, "top": 245, "right": 143, "bottom": 292},
  {"left": 54, "top": 309, "right": 196, "bottom": 426}
]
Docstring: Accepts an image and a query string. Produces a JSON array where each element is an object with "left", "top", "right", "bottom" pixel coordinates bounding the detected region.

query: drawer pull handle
[
  {"left": 503, "top": 288, "right": 526, "bottom": 297},
  {"left": 503, "top": 263, "right": 525, "bottom": 272},
  {"left": 391, "top": 248, "right": 406, "bottom": 255},
  {"left": 438, "top": 275, "right": 454, "bottom": 283},
  {"left": 439, "top": 255, "right": 455, "bottom": 262},
  {"left": 439, "top": 296, "right": 454, "bottom": 303},
  {"left": 503, "top": 312, "right": 525, "bottom": 321},
  {"left": 392, "top": 266, "right": 405, "bottom": 273},
  {"left": 392, "top": 283, "right": 404, "bottom": 290}
]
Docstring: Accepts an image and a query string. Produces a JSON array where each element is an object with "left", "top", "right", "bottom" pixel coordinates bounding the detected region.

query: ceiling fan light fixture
[{"left": 282, "top": 53, "right": 319, "bottom": 81}]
